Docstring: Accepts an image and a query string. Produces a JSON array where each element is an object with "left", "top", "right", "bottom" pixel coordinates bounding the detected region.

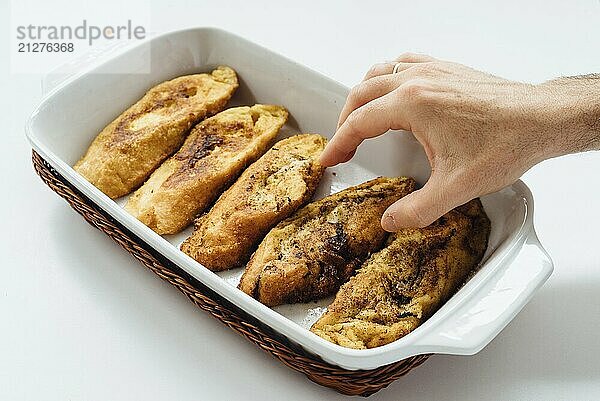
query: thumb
[{"left": 381, "top": 174, "right": 472, "bottom": 231}]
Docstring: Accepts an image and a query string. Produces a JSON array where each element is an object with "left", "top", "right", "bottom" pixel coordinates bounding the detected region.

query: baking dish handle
[{"left": 410, "top": 227, "right": 553, "bottom": 355}]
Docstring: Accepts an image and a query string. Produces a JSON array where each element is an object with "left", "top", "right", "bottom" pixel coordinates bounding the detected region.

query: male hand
[{"left": 320, "top": 53, "right": 599, "bottom": 231}]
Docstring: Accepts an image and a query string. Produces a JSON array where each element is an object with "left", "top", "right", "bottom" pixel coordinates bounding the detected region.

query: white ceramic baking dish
[{"left": 26, "top": 27, "right": 553, "bottom": 370}]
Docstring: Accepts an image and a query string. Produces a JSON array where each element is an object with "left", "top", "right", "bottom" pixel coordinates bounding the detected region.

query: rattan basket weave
[{"left": 32, "top": 150, "right": 431, "bottom": 397}]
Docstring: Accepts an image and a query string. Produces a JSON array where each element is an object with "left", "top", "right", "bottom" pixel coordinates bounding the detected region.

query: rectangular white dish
[{"left": 26, "top": 27, "right": 553, "bottom": 370}]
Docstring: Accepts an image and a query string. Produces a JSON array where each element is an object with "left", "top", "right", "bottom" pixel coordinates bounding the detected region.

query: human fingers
[
  {"left": 339, "top": 62, "right": 437, "bottom": 129},
  {"left": 321, "top": 88, "right": 411, "bottom": 167},
  {"left": 362, "top": 53, "right": 437, "bottom": 80},
  {"left": 396, "top": 52, "right": 437, "bottom": 63},
  {"left": 337, "top": 74, "right": 401, "bottom": 128},
  {"left": 362, "top": 61, "right": 413, "bottom": 81},
  {"left": 380, "top": 173, "right": 475, "bottom": 231}
]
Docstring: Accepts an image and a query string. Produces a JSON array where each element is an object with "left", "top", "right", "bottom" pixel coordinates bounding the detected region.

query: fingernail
[{"left": 381, "top": 213, "right": 398, "bottom": 232}]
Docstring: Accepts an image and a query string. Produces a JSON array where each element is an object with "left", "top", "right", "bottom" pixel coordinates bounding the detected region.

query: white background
[{"left": 1, "top": 1, "right": 599, "bottom": 400}]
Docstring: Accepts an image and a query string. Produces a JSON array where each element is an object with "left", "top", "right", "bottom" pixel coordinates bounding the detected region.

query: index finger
[{"left": 320, "top": 89, "right": 410, "bottom": 167}]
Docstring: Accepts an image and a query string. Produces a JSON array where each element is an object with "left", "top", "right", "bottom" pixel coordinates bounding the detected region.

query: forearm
[{"left": 538, "top": 75, "right": 600, "bottom": 159}]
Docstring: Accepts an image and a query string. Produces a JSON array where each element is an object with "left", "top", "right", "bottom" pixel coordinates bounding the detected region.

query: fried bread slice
[
  {"left": 180, "top": 134, "right": 327, "bottom": 271},
  {"left": 74, "top": 66, "right": 238, "bottom": 198},
  {"left": 124, "top": 105, "right": 288, "bottom": 234},
  {"left": 238, "top": 177, "right": 416, "bottom": 306},
  {"left": 311, "top": 199, "right": 490, "bottom": 349}
]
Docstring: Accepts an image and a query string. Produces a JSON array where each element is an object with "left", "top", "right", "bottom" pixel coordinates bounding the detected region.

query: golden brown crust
[
  {"left": 124, "top": 105, "right": 288, "bottom": 234},
  {"left": 310, "top": 199, "right": 491, "bottom": 349},
  {"left": 180, "top": 134, "right": 327, "bottom": 271},
  {"left": 238, "top": 177, "right": 416, "bottom": 307},
  {"left": 73, "top": 66, "right": 239, "bottom": 198}
]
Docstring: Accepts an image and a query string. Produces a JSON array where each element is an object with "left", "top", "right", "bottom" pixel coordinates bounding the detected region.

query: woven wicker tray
[{"left": 32, "top": 150, "right": 431, "bottom": 396}]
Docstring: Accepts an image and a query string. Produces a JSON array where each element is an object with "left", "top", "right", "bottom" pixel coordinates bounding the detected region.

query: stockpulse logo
[{"left": 16, "top": 19, "right": 146, "bottom": 48}]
